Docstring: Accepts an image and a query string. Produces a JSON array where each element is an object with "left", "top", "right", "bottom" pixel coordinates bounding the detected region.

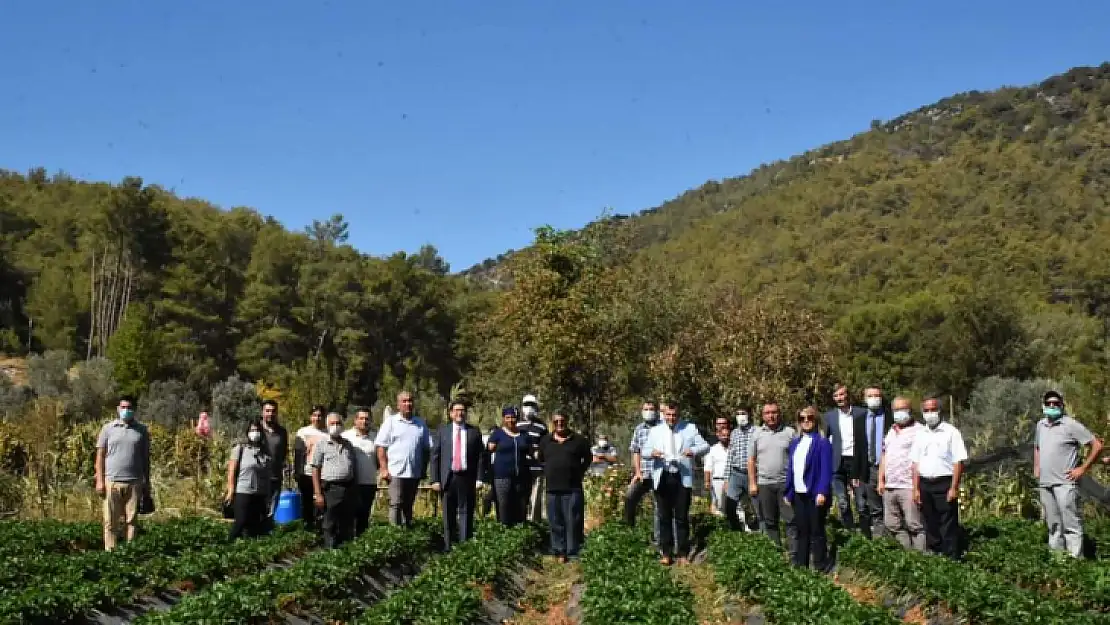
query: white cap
[{"left": 522, "top": 394, "right": 538, "bottom": 406}]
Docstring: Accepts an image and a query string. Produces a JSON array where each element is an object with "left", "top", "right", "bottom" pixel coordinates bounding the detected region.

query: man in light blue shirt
[
  {"left": 643, "top": 399, "right": 709, "bottom": 565},
  {"left": 374, "top": 391, "right": 432, "bottom": 527}
]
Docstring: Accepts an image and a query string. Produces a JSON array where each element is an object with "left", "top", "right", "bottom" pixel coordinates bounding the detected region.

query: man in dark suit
[
  {"left": 430, "top": 400, "right": 487, "bottom": 550},
  {"left": 861, "top": 386, "right": 894, "bottom": 538},
  {"left": 823, "top": 385, "right": 871, "bottom": 536}
]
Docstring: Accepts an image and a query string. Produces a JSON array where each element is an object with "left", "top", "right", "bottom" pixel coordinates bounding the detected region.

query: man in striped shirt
[
  {"left": 624, "top": 400, "right": 661, "bottom": 543},
  {"left": 725, "top": 407, "right": 758, "bottom": 531},
  {"left": 518, "top": 393, "right": 549, "bottom": 521}
]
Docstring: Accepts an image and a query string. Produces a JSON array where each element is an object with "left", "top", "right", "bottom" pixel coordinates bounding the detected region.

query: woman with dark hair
[
  {"left": 225, "top": 418, "right": 273, "bottom": 539},
  {"left": 487, "top": 406, "right": 531, "bottom": 526}
]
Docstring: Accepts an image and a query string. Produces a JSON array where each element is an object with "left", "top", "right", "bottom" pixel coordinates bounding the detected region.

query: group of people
[
  {"left": 93, "top": 384, "right": 1105, "bottom": 568},
  {"left": 620, "top": 386, "right": 1104, "bottom": 570}
]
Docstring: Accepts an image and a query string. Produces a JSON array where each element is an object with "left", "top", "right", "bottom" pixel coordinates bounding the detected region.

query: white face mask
[
  {"left": 736, "top": 413, "right": 750, "bottom": 427},
  {"left": 328, "top": 424, "right": 342, "bottom": 437},
  {"left": 923, "top": 411, "right": 940, "bottom": 427},
  {"left": 598, "top": 439, "right": 608, "bottom": 448},
  {"left": 893, "top": 410, "right": 911, "bottom": 425},
  {"left": 522, "top": 406, "right": 537, "bottom": 418},
  {"left": 641, "top": 409, "right": 657, "bottom": 422},
  {"left": 248, "top": 431, "right": 262, "bottom": 443},
  {"left": 865, "top": 397, "right": 882, "bottom": 410}
]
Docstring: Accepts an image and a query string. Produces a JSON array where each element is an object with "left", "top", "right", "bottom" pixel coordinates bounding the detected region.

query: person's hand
[
  {"left": 430, "top": 483, "right": 441, "bottom": 492},
  {"left": 704, "top": 481, "right": 712, "bottom": 491},
  {"left": 95, "top": 480, "right": 105, "bottom": 497},
  {"left": 749, "top": 483, "right": 759, "bottom": 497},
  {"left": 877, "top": 481, "right": 886, "bottom": 495},
  {"left": 1066, "top": 467, "right": 1086, "bottom": 481},
  {"left": 631, "top": 474, "right": 642, "bottom": 484},
  {"left": 783, "top": 497, "right": 791, "bottom": 506},
  {"left": 379, "top": 469, "right": 391, "bottom": 483},
  {"left": 651, "top": 450, "right": 664, "bottom": 458},
  {"left": 314, "top": 493, "right": 326, "bottom": 509},
  {"left": 946, "top": 487, "right": 958, "bottom": 502},
  {"left": 224, "top": 490, "right": 233, "bottom": 503},
  {"left": 683, "top": 449, "right": 694, "bottom": 458},
  {"left": 912, "top": 489, "right": 921, "bottom": 505},
  {"left": 816, "top": 494, "right": 827, "bottom": 507}
]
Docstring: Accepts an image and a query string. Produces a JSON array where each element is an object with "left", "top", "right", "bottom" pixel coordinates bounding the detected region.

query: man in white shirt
[
  {"left": 910, "top": 396, "right": 968, "bottom": 559},
  {"left": 342, "top": 407, "right": 379, "bottom": 536},
  {"left": 644, "top": 400, "right": 709, "bottom": 565},
  {"left": 704, "top": 416, "right": 731, "bottom": 517},
  {"left": 294, "top": 405, "right": 327, "bottom": 531},
  {"left": 876, "top": 396, "right": 925, "bottom": 551},
  {"left": 375, "top": 391, "right": 433, "bottom": 527}
]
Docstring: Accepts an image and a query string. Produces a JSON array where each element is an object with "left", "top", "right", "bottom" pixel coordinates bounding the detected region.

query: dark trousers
[
  {"left": 354, "top": 484, "right": 377, "bottom": 536},
  {"left": 655, "top": 472, "right": 691, "bottom": 558},
  {"left": 321, "top": 481, "right": 356, "bottom": 549},
  {"left": 792, "top": 493, "right": 829, "bottom": 570},
  {"left": 266, "top": 479, "right": 282, "bottom": 518},
  {"left": 388, "top": 477, "right": 420, "bottom": 527},
  {"left": 860, "top": 467, "right": 885, "bottom": 537},
  {"left": 494, "top": 476, "right": 527, "bottom": 526},
  {"left": 920, "top": 476, "right": 960, "bottom": 559},
  {"left": 297, "top": 474, "right": 320, "bottom": 531},
  {"left": 624, "top": 476, "right": 654, "bottom": 526},
  {"left": 756, "top": 482, "right": 795, "bottom": 551},
  {"left": 832, "top": 456, "right": 870, "bottom": 536},
  {"left": 229, "top": 493, "right": 268, "bottom": 539},
  {"left": 443, "top": 476, "right": 477, "bottom": 549},
  {"left": 547, "top": 490, "right": 585, "bottom": 557}
]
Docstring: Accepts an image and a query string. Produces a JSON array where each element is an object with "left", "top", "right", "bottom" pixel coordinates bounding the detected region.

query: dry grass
[
  {"left": 0, "top": 356, "right": 27, "bottom": 386},
  {"left": 669, "top": 560, "right": 735, "bottom": 625},
  {"left": 506, "top": 555, "right": 581, "bottom": 625}
]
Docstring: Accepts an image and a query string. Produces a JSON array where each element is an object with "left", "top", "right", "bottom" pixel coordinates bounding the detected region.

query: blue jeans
[
  {"left": 547, "top": 490, "right": 585, "bottom": 557},
  {"left": 725, "top": 470, "right": 758, "bottom": 531}
]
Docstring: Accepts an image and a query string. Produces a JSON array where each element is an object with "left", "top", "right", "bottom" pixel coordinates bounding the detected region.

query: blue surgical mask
[
  {"left": 1043, "top": 406, "right": 1063, "bottom": 420},
  {"left": 118, "top": 408, "right": 135, "bottom": 421}
]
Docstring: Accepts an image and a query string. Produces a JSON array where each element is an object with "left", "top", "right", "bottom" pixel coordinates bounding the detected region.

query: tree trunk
[{"left": 87, "top": 250, "right": 96, "bottom": 360}]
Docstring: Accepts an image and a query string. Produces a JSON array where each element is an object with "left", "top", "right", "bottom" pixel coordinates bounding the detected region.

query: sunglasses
[{"left": 798, "top": 414, "right": 817, "bottom": 423}]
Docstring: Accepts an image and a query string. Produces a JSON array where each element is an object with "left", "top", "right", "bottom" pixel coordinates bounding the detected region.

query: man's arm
[
  {"left": 876, "top": 449, "right": 888, "bottom": 493},
  {"left": 142, "top": 427, "right": 152, "bottom": 487},
  {"left": 1073, "top": 437, "right": 1104, "bottom": 479},
  {"left": 95, "top": 447, "right": 106, "bottom": 495},
  {"left": 688, "top": 427, "right": 710, "bottom": 457}
]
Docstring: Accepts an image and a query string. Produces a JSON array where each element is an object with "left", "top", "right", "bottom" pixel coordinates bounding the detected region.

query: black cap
[{"left": 1043, "top": 390, "right": 1064, "bottom": 404}]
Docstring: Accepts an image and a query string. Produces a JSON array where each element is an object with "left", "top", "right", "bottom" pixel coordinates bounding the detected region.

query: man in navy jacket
[
  {"left": 822, "top": 385, "right": 871, "bottom": 536},
  {"left": 430, "top": 400, "right": 488, "bottom": 550}
]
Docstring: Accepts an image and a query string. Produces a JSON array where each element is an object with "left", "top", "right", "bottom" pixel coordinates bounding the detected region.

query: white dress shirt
[
  {"left": 838, "top": 410, "right": 855, "bottom": 457},
  {"left": 909, "top": 422, "right": 968, "bottom": 479}
]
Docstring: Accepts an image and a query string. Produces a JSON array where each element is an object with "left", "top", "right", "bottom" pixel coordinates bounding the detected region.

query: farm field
[{"left": 1, "top": 514, "right": 1108, "bottom": 625}]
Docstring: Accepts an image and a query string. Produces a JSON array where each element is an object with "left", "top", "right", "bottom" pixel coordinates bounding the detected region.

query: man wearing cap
[
  {"left": 518, "top": 393, "right": 549, "bottom": 521},
  {"left": 1034, "top": 390, "right": 1102, "bottom": 557}
]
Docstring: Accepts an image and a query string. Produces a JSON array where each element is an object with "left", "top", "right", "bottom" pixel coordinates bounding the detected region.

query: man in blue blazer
[
  {"left": 644, "top": 400, "right": 710, "bottom": 565},
  {"left": 430, "top": 400, "right": 488, "bottom": 551},
  {"left": 822, "top": 385, "right": 871, "bottom": 535}
]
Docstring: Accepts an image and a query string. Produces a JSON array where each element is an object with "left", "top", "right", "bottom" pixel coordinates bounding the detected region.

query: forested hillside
[{"left": 3, "top": 64, "right": 1110, "bottom": 441}]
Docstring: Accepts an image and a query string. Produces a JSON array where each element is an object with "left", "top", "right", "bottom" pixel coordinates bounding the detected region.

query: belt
[
  {"left": 323, "top": 479, "right": 353, "bottom": 487},
  {"left": 712, "top": 477, "right": 726, "bottom": 481}
]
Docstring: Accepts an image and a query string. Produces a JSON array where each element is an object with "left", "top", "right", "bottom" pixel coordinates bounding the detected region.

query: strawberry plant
[
  {"left": 136, "top": 520, "right": 440, "bottom": 624},
  {"left": 0, "top": 521, "right": 313, "bottom": 624},
  {"left": 579, "top": 522, "right": 697, "bottom": 625},
  {"left": 356, "top": 521, "right": 542, "bottom": 625},
  {"left": 839, "top": 535, "right": 1110, "bottom": 624},
  {"left": 0, "top": 519, "right": 101, "bottom": 557},
  {"left": 708, "top": 530, "right": 899, "bottom": 625}
]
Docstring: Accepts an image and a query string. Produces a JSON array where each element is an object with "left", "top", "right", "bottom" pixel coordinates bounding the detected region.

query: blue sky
[{"left": 2, "top": 1, "right": 1109, "bottom": 271}]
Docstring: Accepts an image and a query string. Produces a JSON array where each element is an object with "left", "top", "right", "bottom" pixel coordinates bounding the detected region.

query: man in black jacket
[
  {"left": 537, "top": 409, "right": 592, "bottom": 562},
  {"left": 823, "top": 385, "right": 871, "bottom": 536},
  {"left": 260, "top": 400, "right": 289, "bottom": 523},
  {"left": 430, "top": 400, "right": 488, "bottom": 550}
]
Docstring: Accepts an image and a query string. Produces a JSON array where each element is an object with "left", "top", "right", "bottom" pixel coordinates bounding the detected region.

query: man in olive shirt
[
  {"left": 311, "top": 413, "right": 359, "bottom": 548},
  {"left": 95, "top": 396, "right": 151, "bottom": 551}
]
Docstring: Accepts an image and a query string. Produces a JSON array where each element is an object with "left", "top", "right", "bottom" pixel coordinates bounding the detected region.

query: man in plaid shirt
[
  {"left": 624, "top": 400, "right": 661, "bottom": 542},
  {"left": 725, "top": 407, "right": 759, "bottom": 531}
]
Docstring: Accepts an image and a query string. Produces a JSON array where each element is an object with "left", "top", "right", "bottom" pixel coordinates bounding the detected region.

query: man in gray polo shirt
[
  {"left": 95, "top": 395, "right": 151, "bottom": 551},
  {"left": 747, "top": 401, "right": 796, "bottom": 551},
  {"left": 311, "top": 412, "right": 359, "bottom": 548},
  {"left": 1034, "top": 390, "right": 1103, "bottom": 558}
]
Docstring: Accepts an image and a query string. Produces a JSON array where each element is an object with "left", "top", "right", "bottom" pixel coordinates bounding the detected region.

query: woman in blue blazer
[{"left": 785, "top": 405, "right": 833, "bottom": 571}]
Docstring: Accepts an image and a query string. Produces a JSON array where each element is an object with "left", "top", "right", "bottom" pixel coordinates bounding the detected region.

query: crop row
[
  {"left": 357, "top": 522, "right": 543, "bottom": 625},
  {"left": 708, "top": 529, "right": 898, "bottom": 625},
  {"left": 0, "top": 522, "right": 315, "bottom": 625},
  {"left": 839, "top": 535, "right": 1110, "bottom": 625},
  {"left": 0, "top": 519, "right": 102, "bottom": 558},
  {"left": 579, "top": 522, "right": 697, "bottom": 625},
  {"left": 962, "top": 518, "right": 1108, "bottom": 611},
  {"left": 0, "top": 515, "right": 229, "bottom": 590},
  {"left": 136, "top": 520, "right": 440, "bottom": 624}
]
